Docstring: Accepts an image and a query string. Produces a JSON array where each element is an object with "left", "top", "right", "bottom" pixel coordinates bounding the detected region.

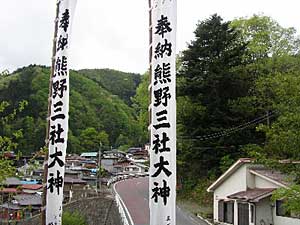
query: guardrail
[
  {"left": 107, "top": 172, "right": 148, "bottom": 187},
  {"left": 108, "top": 172, "right": 149, "bottom": 225},
  {"left": 113, "top": 183, "right": 134, "bottom": 225}
]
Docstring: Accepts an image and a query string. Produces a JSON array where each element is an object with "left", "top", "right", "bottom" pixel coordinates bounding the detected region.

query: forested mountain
[
  {"left": 0, "top": 65, "right": 143, "bottom": 155},
  {"left": 79, "top": 69, "right": 141, "bottom": 105}
]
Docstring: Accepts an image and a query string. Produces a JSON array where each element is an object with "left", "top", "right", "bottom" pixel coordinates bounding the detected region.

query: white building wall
[
  {"left": 255, "top": 197, "right": 273, "bottom": 225},
  {"left": 213, "top": 164, "right": 249, "bottom": 224},
  {"left": 273, "top": 210, "right": 300, "bottom": 225},
  {"left": 255, "top": 176, "right": 280, "bottom": 189},
  {"left": 211, "top": 163, "right": 299, "bottom": 225},
  {"left": 246, "top": 171, "right": 255, "bottom": 189}
]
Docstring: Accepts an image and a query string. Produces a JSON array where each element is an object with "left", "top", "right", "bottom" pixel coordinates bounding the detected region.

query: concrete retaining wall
[{"left": 4, "top": 195, "right": 122, "bottom": 225}]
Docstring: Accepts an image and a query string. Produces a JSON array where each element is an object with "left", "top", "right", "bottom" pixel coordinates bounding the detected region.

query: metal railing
[{"left": 112, "top": 183, "right": 134, "bottom": 225}]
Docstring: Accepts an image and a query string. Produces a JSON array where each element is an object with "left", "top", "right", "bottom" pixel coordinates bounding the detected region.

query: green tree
[
  {"left": 131, "top": 72, "right": 150, "bottom": 144},
  {"left": 177, "top": 14, "right": 251, "bottom": 183},
  {"left": 272, "top": 186, "right": 300, "bottom": 215},
  {"left": 115, "top": 134, "right": 130, "bottom": 149},
  {"left": 79, "top": 68, "right": 141, "bottom": 105},
  {"left": 252, "top": 69, "right": 300, "bottom": 159},
  {"left": 0, "top": 70, "right": 9, "bottom": 77},
  {"left": 68, "top": 131, "right": 83, "bottom": 154},
  {"left": 229, "top": 17, "right": 300, "bottom": 212},
  {"left": 79, "top": 127, "right": 109, "bottom": 152},
  {"left": 231, "top": 14, "right": 300, "bottom": 60},
  {"left": 0, "top": 100, "right": 27, "bottom": 182}
]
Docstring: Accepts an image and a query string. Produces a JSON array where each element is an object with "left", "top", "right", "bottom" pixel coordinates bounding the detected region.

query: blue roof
[
  {"left": 21, "top": 180, "right": 38, "bottom": 185},
  {"left": 90, "top": 169, "right": 98, "bottom": 173}
]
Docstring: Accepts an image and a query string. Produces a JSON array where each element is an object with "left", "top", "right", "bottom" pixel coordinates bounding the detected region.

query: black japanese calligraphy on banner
[
  {"left": 46, "top": 1, "right": 77, "bottom": 225},
  {"left": 154, "top": 86, "right": 171, "bottom": 107},
  {"left": 154, "top": 63, "right": 171, "bottom": 85},
  {"left": 152, "top": 132, "right": 170, "bottom": 154},
  {"left": 152, "top": 156, "right": 172, "bottom": 177},
  {"left": 150, "top": 1, "right": 177, "bottom": 225},
  {"left": 53, "top": 79, "right": 67, "bottom": 99},
  {"left": 54, "top": 56, "right": 68, "bottom": 77},
  {"left": 154, "top": 39, "right": 172, "bottom": 59},
  {"left": 59, "top": 9, "right": 70, "bottom": 32},
  {"left": 151, "top": 180, "right": 170, "bottom": 205},
  {"left": 155, "top": 15, "right": 172, "bottom": 38}
]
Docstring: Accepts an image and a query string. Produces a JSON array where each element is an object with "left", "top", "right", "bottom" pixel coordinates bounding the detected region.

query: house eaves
[
  {"left": 227, "top": 188, "right": 276, "bottom": 202},
  {"left": 249, "top": 169, "right": 288, "bottom": 188},
  {"left": 207, "top": 158, "right": 252, "bottom": 192}
]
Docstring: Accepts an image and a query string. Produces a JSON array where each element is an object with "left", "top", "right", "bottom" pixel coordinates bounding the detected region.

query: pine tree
[{"left": 177, "top": 14, "right": 252, "bottom": 181}]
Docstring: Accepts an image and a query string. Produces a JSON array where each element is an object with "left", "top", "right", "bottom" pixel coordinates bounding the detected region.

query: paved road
[{"left": 115, "top": 177, "right": 209, "bottom": 225}]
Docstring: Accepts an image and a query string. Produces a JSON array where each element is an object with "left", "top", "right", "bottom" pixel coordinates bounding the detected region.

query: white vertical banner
[
  {"left": 46, "top": 0, "right": 77, "bottom": 224},
  {"left": 150, "top": 0, "right": 177, "bottom": 225}
]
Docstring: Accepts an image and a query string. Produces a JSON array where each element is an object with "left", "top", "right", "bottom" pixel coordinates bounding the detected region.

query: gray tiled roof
[
  {"left": 0, "top": 203, "right": 21, "bottom": 210},
  {"left": 13, "top": 194, "right": 42, "bottom": 206},
  {"left": 3, "top": 177, "right": 22, "bottom": 186},
  {"left": 64, "top": 177, "right": 87, "bottom": 184},
  {"left": 250, "top": 168, "right": 292, "bottom": 186}
]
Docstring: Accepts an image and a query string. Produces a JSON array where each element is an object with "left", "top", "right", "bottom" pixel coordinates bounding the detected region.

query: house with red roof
[
  {"left": 207, "top": 158, "right": 300, "bottom": 225},
  {"left": 21, "top": 184, "right": 43, "bottom": 194}
]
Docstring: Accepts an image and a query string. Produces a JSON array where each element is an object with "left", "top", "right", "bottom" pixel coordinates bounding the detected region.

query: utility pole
[
  {"left": 41, "top": 1, "right": 60, "bottom": 225},
  {"left": 148, "top": 0, "right": 152, "bottom": 135},
  {"left": 97, "top": 142, "right": 102, "bottom": 193}
]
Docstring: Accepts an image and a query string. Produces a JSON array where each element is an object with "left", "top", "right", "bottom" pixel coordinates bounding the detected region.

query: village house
[
  {"left": 144, "top": 143, "right": 150, "bottom": 153},
  {"left": 127, "top": 150, "right": 149, "bottom": 163},
  {"left": 63, "top": 176, "right": 88, "bottom": 202},
  {"left": 80, "top": 152, "right": 98, "bottom": 160},
  {"left": 65, "top": 154, "right": 87, "bottom": 168},
  {"left": 112, "top": 159, "right": 148, "bottom": 176},
  {"left": 0, "top": 193, "right": 42, "bottom": 220},
  {"left": 127, "top": 147, "right": 142, "bottom": 154},
  {"left": 21, "top": 184, "right": 43, "bottom": 194},
  {"left": 111, "top": 159, "right": 131, "bottom": 175},
  {"left": 207, "top": 158, "right": 300, "bottom": 225},
  {"left": 123, "top": 164, "right": 144, "bottom": 173}
]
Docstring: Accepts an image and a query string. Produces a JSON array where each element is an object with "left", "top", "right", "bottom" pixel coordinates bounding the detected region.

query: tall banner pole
[
  {"left": 42, "top": 1, "right": 77, "bottom": 225},
  {"left": 149, "top": 1, "right": 177, "bottom": 225},
  {"left": 41, "top": 1, "right": 60, "bottom": 224}
]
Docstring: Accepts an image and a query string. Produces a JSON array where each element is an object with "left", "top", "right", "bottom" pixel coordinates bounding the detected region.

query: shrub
[{"left": 62, "top": 211, "right": 88, "bottom": 225}]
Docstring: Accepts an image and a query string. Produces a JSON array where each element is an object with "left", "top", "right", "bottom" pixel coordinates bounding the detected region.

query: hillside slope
[
  {"left": 0, "top": 65, "right": 143, "bottom": 154},
  {"left": 79, "top": 69, "right": 141, "bottom": 105}
]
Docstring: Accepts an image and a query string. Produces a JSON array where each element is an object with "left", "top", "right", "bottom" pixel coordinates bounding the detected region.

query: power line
[{"left": 180, "top": 111, "right": 278, "bottom": 141}]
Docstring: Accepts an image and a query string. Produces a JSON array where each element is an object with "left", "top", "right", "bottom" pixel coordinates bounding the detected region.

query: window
[
  {"left": 276, "top": 200, "right": 300, "bottom": 219},
  {"left": 276, "top": 200, "right": 290, "bottom": 217},
  {"left": 218, "top": 200, "right": 234, "bottom": 224},
  {"left": 238, "top": 203, "right": 249, "bottom": 225},
  {"left": 218, "top": 200, "right": 224, "bottom": 222},
  {"left": 250, "top": 205, "right": 254, "bottom": 223},
  {"left": 225, "top": 201, "right": 234, "bottom": 224}
]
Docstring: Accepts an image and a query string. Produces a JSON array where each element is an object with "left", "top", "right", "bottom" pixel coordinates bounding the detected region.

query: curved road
[{"left": 115, "top": 177, "right": 209, "bottom": 225}]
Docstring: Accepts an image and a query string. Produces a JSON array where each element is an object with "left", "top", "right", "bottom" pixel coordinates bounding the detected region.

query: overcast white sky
[{"left": 1, "top": 0, "right": 300, "bottom": 74}]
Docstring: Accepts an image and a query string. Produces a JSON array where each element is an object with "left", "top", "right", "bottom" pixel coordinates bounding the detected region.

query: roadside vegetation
[{"left": 62, "top": 211, "right": 88, "bottom": 225}]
